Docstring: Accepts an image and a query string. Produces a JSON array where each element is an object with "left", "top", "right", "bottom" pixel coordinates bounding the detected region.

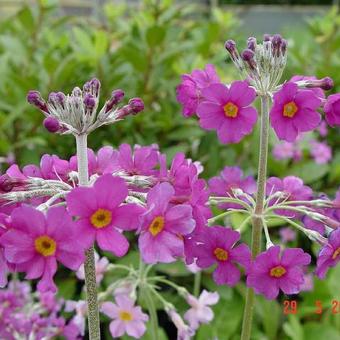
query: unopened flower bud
[
  {"left": 305, "top": 77, "right": 334, "bottom": 91},
  {"left": 105, "top": 89, "right": 125, "bottom": 113},
  {"left": 27, "top": 90, "right": 49, "bottom": 113},
  {"left": 247, "top": 37, "right": 257, "bottom": 51},
  {"left": 43, "top": 117, "right": 60, "bottom": 133},
  {"left": 83, "top": 94, "right": 96, "bottom": 109},
  {"left": 0, "top": 175, "right": 14, "bottom": 192},
  {"left": 241, "top": 49, "right": 257, "bottom": 70},
  {"left": 263, "top": 33, "right": 271, "bottom": 42},
  {"left": 128, "top": 98, "right": 144, "bottom": 114},
  {"left": 281, "top": 39, "right": 287, "bottom": 55},
  {"left": 90, "top": 78, "right": 101, "bottom": 97},
  {"left": 224, "top": 39, "right": 241, "bottom": 61},
  {"left": 72, "top": 87, "right": 82, "bottom": 97}
]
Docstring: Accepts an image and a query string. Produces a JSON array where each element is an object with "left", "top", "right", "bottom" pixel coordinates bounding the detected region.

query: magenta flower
[
  {"left": 290, "top": 75, "right": 325, "bottom": 99},
  {"left": 197, "top": 81, "right": 257, "bottom": 143},
  {"left": 184, "top": 290, "right": 219, "bottom": 330},
  {"left": 0, "top": 206, "right": 85, "bottom": 292},
  {"left": 66, "top": 174, "right": 143, "bottom": 256},
  {"left": 176, "top": 64, "right": 220, "bottom": 117},
  {"left": 246, "top": 246, "right": 311, "bottom": 299},
  {"left": 279, "top": 227, "right": 296, "bottom": 243},
  {"left": 324, "top": 93, "right": 340, "bottom": 127},
  {"left": 266, "top": 176, "right": 313, "bottom": 217},
  {"left": 208, "top": 166, "right": 256, "bottom": 209},
  {"left": 101, "top": 295, "right": 149, "bottom": 339},
  {"left": 117, "top": 143, "right": 159, "bottom": 176},
  {"left": 138, "top": 182, "right": 195, "bottom": 264},
  {"left": 195, "top": 226, "right": 251, "bottom": 286},
  {"left": 270, "top": 82, "right": 322, "bottom": 142},
  {"left": 315, "top": 228, "right": 340, "bottom": 279}
]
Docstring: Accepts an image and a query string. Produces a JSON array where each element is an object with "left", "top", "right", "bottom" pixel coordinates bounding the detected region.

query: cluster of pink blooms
[{"left": 0, "top": 280, "right": 81, "bottom": 339}]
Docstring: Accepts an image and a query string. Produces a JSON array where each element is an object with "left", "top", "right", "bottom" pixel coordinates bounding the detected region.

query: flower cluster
[{"left": 177, "top": 35, "right": 340, "bottom": 144}]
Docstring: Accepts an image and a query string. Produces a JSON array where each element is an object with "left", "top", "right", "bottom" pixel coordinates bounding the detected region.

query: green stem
[
  {"left": 76, "top": 134, "right": 101, "bottom": 340},
  {"left": 193, "top": 271, "right": 202, "bottom": 297},
  {"left": 240, "top": 95, "right": 270, "bottom": 340},
  {"left": 144, "top": 287, "right": 159, "bottom": 340}
]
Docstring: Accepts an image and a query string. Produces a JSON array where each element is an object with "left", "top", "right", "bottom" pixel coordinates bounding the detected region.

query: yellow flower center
[
  {"left": 214, "top": 247, "right": 228, "bottom": 261},
  {"left": 90, "top": 208, "right": 112, "bottom": 229},
  {"left": 149, "top": 216, "right": 165, "bottom": 237},
  {"left": 270, "top": 265, "right": 287, "bottom": 278},
  {"left": 34, "top": 235, "right": 56, "bottom": 257},
  {"left": 119, "top": 310, "right": 133, "bottom": 322},
  {"left": 332, "top": 247, "right": 340, "bottom": 260},
  {"left": 283, "top": 101, "right": 298, "bottom": 118},
  {"left": 223, "top": 102, "right": 239, "bottom": 118}
]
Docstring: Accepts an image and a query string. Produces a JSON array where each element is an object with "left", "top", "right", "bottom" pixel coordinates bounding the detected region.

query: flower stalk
[
  {"left": 76, "top": 133, "right": 101, "bottom": 340},
  {"left": 241, "top": 94, "right": 270, "bottom": 340}
]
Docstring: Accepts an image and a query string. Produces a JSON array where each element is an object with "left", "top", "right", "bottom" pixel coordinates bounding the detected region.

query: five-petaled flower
[
  {"left": 270, "top": 82, "right": 322, "bottom": 142},
  {"left": 246, "top": 246, "right": 311, "bottom": 299},
  {"left": 194, "top": 226, "right": 251, "bottom": 286},
  {"left": 0, "top": 205, "right": 86, "bottom": 292},
  {"left": 101, "top": 295, "right": 149, "bottom": 339},
  {"left": 66, "top": 174, "right": 143, "bottom": 256},
  {"left": 138, "top": 182, "right": 195, "bottom": 264},
  {"left": 197, "top": 81, "right": 257, "bottom": 144}
]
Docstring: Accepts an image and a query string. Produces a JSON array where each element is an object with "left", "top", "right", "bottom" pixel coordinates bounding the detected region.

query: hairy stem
[
  {"left": 241, "top": 95, "right": 270, "bottom": 340},
  {"left": 144, "top": 287, "right": 159, "bottom": 340},
  {"left": 193, "top": 271, "right": 202, "bottom": 297},
  {"left": 76, "top": 134, "right": 101, "bottom": 340}
]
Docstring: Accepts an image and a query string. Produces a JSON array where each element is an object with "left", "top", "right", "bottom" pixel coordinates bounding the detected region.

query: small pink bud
[{"left": 43, "top": 117, "right": 60, "bottom": 133}]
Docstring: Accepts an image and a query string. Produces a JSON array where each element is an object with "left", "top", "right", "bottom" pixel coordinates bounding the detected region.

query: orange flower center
[
  {"left": 223, "top": 102, "right": 239, "bottom": 118},
  {"left": 214, "top": 247, "right": 228, "bottom": 261},
  {"left": 270, "top": 265, "right": 286, "bottom": 278},
  {"left": 149, "top": 216, "right": 165, "bottom": 237},
  {"left": 332, "top": 247, "right": 340, "bottom": 260},
  {"left": 119, "top": 310, "right": 133, "bottom": 322},
  {"left": 283, "top": 101, "right": 298, "bottom": 118},
  {"left": 34, "top": 235, "right": 56, "bottom": 257},
  {"left": 90, "top": 208, "right": 112, "bottom": 229}
]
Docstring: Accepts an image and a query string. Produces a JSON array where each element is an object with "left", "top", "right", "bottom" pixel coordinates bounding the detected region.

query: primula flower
[
  {"left": 315, "top": 228, "right": 340, "bottom": 279},
  {"left": 101, "top": 295, "right": 149, "bottom": 339},
  {"left": 270, "top": 82, "right": 321, "bottom": 142},
  {"left": 208, "top": 166, "right": 256, "bottom": 209},
  {"left": 246, "top": 246, "right": 311, "bottom": 299},
  {"left": 65, "top": 300, "right": 87, "bottom": 336},
  {"left": 76, "top": 251, "right": 109, "bottom": 284},
  {"left": 324, "top": 93, "right": 340, "bottom": 127},
  {"left": 197, "top": 81, "right": 257, "bottom": 144},
  {"left": 195, "top": 226, "right": 251, "bottom": 286},
  {"left": 117, "top": 143, "right": 159, "bottom": 176},
  {"left": 290, "top": 75, "right": 325, "bottom": 98},
  {"left": 184, "top": 290, "right": 219, "bottom": 330},
  {"left": 66, "top": 174, "right": 143, "bottom": 256},
  {"left": 167, "top": 308, "right": 194, "bottom": 340},
  {"left": 176, "top": 64, "right": 220, "bottom": 117},
  {"left": 138, "top": 182, "right": 195, "bottom": 264},
  {"left": 279, "top": 227, "right": 296, "bottom": 243},
  {"left": 272, "top": 141, "right": 302, "bottom": 162},
  {"left": 266, "top": 176, "right": 313, "bottom": 217},
  {"left": 0, "top": 206, "right": 85, "bottom": 292},
  {"left": 309, "top": 140, "right": 332, "bottom": 164}
]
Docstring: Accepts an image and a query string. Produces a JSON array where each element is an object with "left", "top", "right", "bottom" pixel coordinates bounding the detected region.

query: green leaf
[{"left": 146, "top": 26, "right": 166, "bottom": 47}]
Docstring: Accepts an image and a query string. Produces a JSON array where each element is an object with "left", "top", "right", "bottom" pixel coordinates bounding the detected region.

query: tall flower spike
[
  {"left": 225, "top": 34, "right": 288, "bottom": 94},
  {"left": 27, "top": 79, "right": 144, "bottom": 135}
]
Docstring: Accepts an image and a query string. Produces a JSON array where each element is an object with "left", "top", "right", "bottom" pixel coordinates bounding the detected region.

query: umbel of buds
[
  {"left": 225, "top": 34, "right": 288, "bottom": 93},
  {"left": 27, "top": 79, "right": 144, "bottom": 136}
]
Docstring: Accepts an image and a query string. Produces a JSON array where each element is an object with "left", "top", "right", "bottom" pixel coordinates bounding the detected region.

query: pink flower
[
  {"left": 195, "top": 226, "right": 251, "bottom": 286},
  {"left": 290, "top": 75, "right": 325, "bottom": 98},
  {"left": 66, "top": 174, "right": 143, "bottom": 256},
  {"left": 272, "top": 141, "right": 302, "bottom": 162},
  {"left": 138, "top": 182, "right": 195, "bottom": 264},
  {"left": 324, "top": 93, "right": 340, "bottom": 127},
  {"left": 317, "top": 120, "right": 328, "bottom": 137},
  {"left": 76, "top": 251, "right": 109, "bottom": 284},
  {"left": 117, "top": 143, "right": 159, "bottom": 176},
  {"left": 309, "top": 140, "right": 332, "bottom": 164},
  {"left": 184, "top": 290, "right": 219, "bottom": 330},
  {"left": 176, "top": 64, "right": 220, "bottom": 117},
  {"left": 270, "top": 82, "right": 321, "bottom": 142},
  {"left": 197, "top": 81, "right": 257, "bottom": 143},
  {"left": 0, "top": 206, "right": 85, "bottom": 292},
  {"left": 167, "top": 309, "right": 194, "bottom": 340},
  {"left": 208, "top": 166, "right": 256, "bottom": 209},
  {"left": 266, "top": 176, "right": 313, "bottom": 217},
  {"left": 101, "top": 295, "right": 149, "bottom": 339},
  {"left": 279, "top": 227, "right": 296, "bottom": 243},
  {"left": 247, "top": 246, "right": 311, "bottom": 299},
  {"left": 65, "top": 300, "right": 87, "bottom": 336},
  {"left": 316, "top": 228, "right": 340, "bottom": 279}
]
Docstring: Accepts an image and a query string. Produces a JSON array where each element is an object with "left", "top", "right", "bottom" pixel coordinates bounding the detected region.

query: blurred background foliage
[{"left": 0, "top": 0, "right": 340, "bottom": 339}]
